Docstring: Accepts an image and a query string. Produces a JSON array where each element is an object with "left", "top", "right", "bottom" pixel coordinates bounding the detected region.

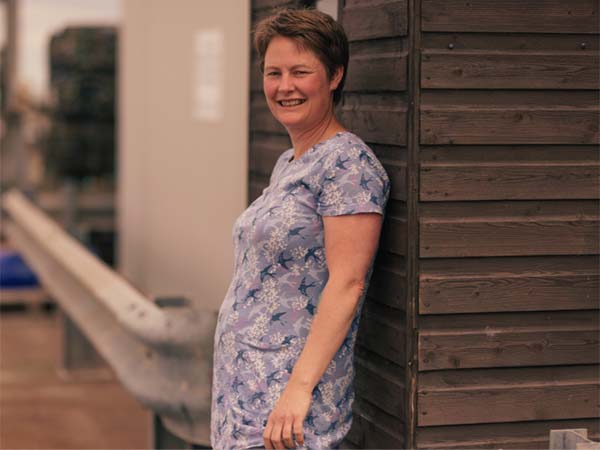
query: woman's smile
[{"left": 278, "top": 99, "right": 306, "bottom": 107}]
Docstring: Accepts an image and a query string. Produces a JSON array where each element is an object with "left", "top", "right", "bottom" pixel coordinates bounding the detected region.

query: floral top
[{"left": 211, "top": 131, "right": 390, "bottom": 449}]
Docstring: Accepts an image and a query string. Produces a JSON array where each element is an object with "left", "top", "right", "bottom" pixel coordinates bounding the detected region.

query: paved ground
[{"left": 0, "top": 306, "right": 150, "bottom": 449}]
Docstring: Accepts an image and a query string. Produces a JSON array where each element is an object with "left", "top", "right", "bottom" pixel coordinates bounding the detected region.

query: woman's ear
[{"left": 330, "top": 66, "right": 344, "bottom": 91}]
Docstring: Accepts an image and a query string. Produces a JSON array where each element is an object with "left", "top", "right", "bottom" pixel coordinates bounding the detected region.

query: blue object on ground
[{"left": 0, "top": 250, "right": 40, "bottom": 288}]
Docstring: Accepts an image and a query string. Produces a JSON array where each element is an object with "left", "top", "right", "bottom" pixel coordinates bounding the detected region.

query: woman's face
[{"left": 263, "top": 36, "right": 341, "bottom": 133}]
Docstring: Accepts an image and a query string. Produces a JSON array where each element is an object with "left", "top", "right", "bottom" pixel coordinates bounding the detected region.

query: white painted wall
[{"left": 118, "top": 0, "right": 249, "bottom": 311}]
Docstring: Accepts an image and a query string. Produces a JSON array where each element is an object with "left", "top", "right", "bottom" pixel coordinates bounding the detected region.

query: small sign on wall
[{"left": 193, "top": 28, "right": 224, "bottom": 122}]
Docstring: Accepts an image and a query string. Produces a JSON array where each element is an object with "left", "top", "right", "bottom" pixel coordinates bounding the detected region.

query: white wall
[{"left": 118, "top": 0, "right": 249, "bottom": 311}]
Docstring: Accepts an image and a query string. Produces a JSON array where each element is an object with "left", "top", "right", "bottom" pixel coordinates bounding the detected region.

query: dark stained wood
[
  {"left": 421, "top": 89, "right": 599, "bottom": 108},
  {"left": 382, "top": 160, "right": 406, "bottom": 201},
  {"left": 418, "top": 310, "right": 599, "bottom": 331},
  {"left": 420, "top": 255, "right": 600, "bottom": 314},
  {"left": 420, "top": 145, "right": 600, "bottom": 163},
  {"left": 342, "top": 0, "right": 408, "bottom": 41},
  {"left": 367, "top": 263, "right": 406, "bottom": 311},
  {"left": 419, "top": 381, "right": 599, "bottom": 426},
  {"left": 340, "top": 104, "right": 407, "bottom": 144},
  {"left": 418, "top": 365, "right": 600, "bottom": 426},
  {"left": 249, "top": 133, "right": 290, "bottom": 177},
  {"left": 420, "top": 200, "right": 600, "bottom": 257},
  {"left": 422, "top": 52, "right": 599, "bottom": 90},
  {"left": 420, "top": 163, "right": 600, "bottom": 201},
  {"left": 249, "top": 58, "right": 262, "bottom": 92},
  {"left": 422, "top": 33, "right": 600, "bottom": 52},
  {"left": 421, "top": 109, "right": 600, "bottom": 145},
  {"left": 420, "top": 218, "right": 599, "bottom": 257},
  {"left": 419, "top": 328, "right": 599, "bottom": 370},
  {"left": 381, "top": 216, "right": 407, "bottom": 257},
  {"left": 370, "top": 143, "right": 407, "bottom": 163},
  {"left": 421, "top": 0, "right": 599, "bottom": 33},
  {"left": 355, "top": 356, "right": 405, "bottom": 417},
  {"left": 346, "top": 53, "right": 408, "bottom": 92},
  {"left": 416, "top": 418, "right": 600, "bottom": 449},
  {"left": 357, "top": 302, "right": 405, "bottom": 365},
  {"left": 349, "top": 413, "right": 405, "bottom": 450},
  {"left": 420, "top": 198, "right": 600, "bottom": 219},
  {"left": 354, "top": 395, "right": 405, "bottom": 439}
]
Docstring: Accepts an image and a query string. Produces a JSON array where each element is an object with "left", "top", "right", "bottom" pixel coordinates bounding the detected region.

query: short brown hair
[{"left": 253, "top": 8, "right": 349, "bottom": 105}]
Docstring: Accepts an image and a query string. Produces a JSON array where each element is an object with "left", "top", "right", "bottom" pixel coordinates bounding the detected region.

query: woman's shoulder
[{"left": 320, "top": 131, "right": 388, "bottom": 177}]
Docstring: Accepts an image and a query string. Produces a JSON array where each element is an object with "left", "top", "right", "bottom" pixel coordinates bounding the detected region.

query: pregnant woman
[{"left": 211, "top": 8, "right": 390, "bottom": 450}]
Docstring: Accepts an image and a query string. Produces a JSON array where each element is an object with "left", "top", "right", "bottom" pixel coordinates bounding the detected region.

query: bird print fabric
[{"left": 211, "top": 131, "right": 390, "bottom": 449}]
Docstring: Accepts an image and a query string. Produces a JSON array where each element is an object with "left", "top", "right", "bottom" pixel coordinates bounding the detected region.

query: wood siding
[
  {"left": 340, "top": 0, "right": 409, "bottom": 448},
  {"left": 248, "top": 0, "right": 599, "bottom": 448},
  {"left": 416, "top": 0, "right": 600, "bottom": 448}
]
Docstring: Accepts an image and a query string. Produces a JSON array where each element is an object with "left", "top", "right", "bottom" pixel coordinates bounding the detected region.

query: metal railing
[{"left": 2, "top": 189, "right": 217, "bottom": 445}]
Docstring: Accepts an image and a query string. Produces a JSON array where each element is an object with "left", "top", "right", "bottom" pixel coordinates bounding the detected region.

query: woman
[{"left": 211, "top": 8, "right": 390, "bottom": 450}]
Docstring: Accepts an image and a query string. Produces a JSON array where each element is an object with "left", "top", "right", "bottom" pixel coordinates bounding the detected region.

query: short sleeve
[{"left": 316, "top": 144, "right": 390, "bottom": 217}]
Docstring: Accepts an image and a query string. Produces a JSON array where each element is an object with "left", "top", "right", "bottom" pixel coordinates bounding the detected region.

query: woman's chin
[{"left": 275, "top": 115, "right": 305, "bottom": 130}]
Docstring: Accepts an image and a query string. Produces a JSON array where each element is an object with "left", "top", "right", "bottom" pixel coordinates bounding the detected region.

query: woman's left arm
[{"left": 263, "top": 212, "right": 384, "bottom": 450}]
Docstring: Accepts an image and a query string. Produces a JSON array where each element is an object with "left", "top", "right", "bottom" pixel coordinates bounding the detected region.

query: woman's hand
[{"left": 263, "top": 381, "right": 312, "bottom": 449}]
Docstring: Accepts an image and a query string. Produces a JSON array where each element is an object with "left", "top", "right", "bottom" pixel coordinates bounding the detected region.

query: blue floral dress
[{"left": 211, "top": 131, "right": 390, "bottom": 449}]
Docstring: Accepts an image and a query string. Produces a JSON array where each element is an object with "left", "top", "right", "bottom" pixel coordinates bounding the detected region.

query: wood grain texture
[
  {"left": 381, "top": 216, "right": 407, "bottom": 257},
  {"left": 418, "top": 328, "right": 599, "bottom": 370},
  {"left": 249, "top": 58, "right": 262, "bottom": 92},
  {"left": 356, "top": 356, "right": 405, "bottom": 417},
  {"left": 354, "top": 395, "right": 405, "bottom": 439},
  {"left": 418, "top": 365, "right": 600, "bottom": 426},
  {"left": 340, "top": 106, "right": 408, "bottom": 146},
  {"left": 420, "top": 144, "right": 600, "bottom": 163},
  {"left": 368, "top": 263, "right": 406, "bottom": 311},
  {"left": 342, "top": 0, "right": 408, "bottom": 41},
  {"left": 421, "top": 0, "right": 599, "bottom": 33},
  {"left": 420, "top": 218, "right": 599, "bottom": 257},
  {"left": 382, "top": 160, "right": 406, "bottom": 201},
  {"left": 422, "top": 33, "right": 600, "bottom": 52},
  {"left": 421, "top": 109, "right": 600, "bottom": 145},
  {"left": 420, "top": 163, "right": 600, "bottom": 200},
  {"left": 416, "top": 418, "right": 600, "bottom": 449},
  {"left": 348, "top": 413, "right": 405, "bottom": 450},
  {"left": 419, "top": 255, "right": 600, "bottom": 314},
  {"left": 421, "top": 52, "right": 599, "bottom": 89},
  {"left": 357, "top": 302, "right": 405, "bottom": 365},
  {"left": 346, "top": 53, "right": 408, "bottom": 92},
  {"left": 420, "top": 200, "right": 600, "bottom": 257},
  {"left": 249, "top": 133, "right": 290, "bottom": 177}
]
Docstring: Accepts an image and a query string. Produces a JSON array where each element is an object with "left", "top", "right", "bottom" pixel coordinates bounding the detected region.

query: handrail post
[
  {"left": 151, "top": 414, "right": 211, "bottom": 450},
  {"left": 550, "top": 429, "right": 600, "bottom": 450}
]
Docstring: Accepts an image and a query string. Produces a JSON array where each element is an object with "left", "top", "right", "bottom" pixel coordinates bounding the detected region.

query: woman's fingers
[
  {"left": 271, "top": 420, "right": 286, "bottom": 450},
  {"left": 282, "top": 419, "right": 294, "bottom": 448},
  {"left": 293, "top": 417, "right": 305, "bottom": 447},
  {"left": 263, "top": 420, "right": 274, "bottom": 449}
]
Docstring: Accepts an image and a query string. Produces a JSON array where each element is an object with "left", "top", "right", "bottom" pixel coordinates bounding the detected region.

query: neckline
[{"left": 287, "top": 131, "right": 351, "bottom": 164}]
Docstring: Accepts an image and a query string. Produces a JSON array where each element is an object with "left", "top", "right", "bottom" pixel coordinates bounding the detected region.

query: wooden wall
[
  {"left": 339, "top": 0, "right": 409, "bottom": 448},
  {"left": 415, "top": 0, "right": 600, "bottom": 448},
  {"left": 248, "top": 0, "right": 599, "bottom": 449}
]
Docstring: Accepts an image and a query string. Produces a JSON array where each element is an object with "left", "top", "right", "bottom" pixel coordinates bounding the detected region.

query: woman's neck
[{"left": 288, "top": 114, "right": 345, "bottom": 161}]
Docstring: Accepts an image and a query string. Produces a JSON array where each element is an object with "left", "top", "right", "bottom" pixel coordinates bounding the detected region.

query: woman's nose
[{"left": 278, "top": 73, "right": 294, "bottom": 92}]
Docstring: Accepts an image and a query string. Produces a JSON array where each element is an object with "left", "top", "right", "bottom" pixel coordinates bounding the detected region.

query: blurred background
[{"left": 1, "top": 0, "right": 251, "bottom": 447}]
